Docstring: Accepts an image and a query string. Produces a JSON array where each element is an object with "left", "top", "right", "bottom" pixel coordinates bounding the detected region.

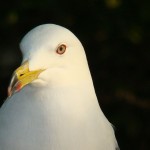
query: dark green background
[{"left": 0, "top": 0, "right": 150, "bottom": 149}]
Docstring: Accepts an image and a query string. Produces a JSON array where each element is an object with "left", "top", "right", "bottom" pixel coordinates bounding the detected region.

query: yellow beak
[{"left": 8, "top": 61, "right": 44, "bottom": 97}]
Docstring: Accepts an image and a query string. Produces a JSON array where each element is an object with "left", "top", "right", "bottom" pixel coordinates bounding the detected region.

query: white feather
[{"left": 0, "top": 24, "right": 118, "bottom": 150}]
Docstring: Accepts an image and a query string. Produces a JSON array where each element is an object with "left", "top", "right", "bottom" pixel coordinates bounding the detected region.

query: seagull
[{"left": 0, "top": 24, "right": 119, "bottom": 150}]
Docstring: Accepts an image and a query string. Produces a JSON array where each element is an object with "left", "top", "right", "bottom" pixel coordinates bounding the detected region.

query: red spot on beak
[{"left": 16, "top": 82, "right": 22, "bottom": 92}]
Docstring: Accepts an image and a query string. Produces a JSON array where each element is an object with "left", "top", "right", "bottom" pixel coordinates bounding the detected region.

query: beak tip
[
  {"left": 7, "top": 82, "right": 22, "bottom": 97},
  {"left": 7, "top": 87, "right": 12, "bottom": 97}
]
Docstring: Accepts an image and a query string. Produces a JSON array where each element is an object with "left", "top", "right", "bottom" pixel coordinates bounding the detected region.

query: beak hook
[{"left": 8, "top": 74, "right": 22, "bottom": 97}]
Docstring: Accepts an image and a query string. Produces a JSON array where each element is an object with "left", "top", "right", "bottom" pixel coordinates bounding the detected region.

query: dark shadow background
[{"left": 0, "top": 0, "right": 150, "bottom": 149}]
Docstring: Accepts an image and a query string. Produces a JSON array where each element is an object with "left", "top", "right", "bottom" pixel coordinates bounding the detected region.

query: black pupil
[{"left": 60, "top": 46, "right": 64, "bottom": 51}]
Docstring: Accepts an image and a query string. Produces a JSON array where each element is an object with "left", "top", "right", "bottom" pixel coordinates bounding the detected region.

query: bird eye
[{"left": 56, "top": 44, "right": 66, "bottom": 55}]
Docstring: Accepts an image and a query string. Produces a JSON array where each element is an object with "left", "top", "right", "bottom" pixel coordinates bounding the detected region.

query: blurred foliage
[{"left": 0, "top": 0, "right": 150, "bottom": 149}]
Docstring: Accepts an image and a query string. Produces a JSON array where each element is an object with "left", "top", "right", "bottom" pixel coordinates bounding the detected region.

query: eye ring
[{"left": 56, "top": 44, "right": 66, "bottom": 55}]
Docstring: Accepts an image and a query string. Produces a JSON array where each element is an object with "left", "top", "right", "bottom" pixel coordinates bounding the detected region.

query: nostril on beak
[{"left": 20, "top": 74, "right": 24, "bottom": 77}]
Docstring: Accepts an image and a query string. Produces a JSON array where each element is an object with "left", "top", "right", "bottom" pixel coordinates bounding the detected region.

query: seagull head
[{"left": 8, "top": 24, "right": 90, "bottom": 97}]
